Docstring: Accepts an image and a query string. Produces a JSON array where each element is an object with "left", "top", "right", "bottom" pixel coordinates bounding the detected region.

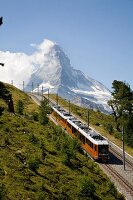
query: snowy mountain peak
[
  {"left": 27, "top": 39, "right": 111, "bottom": 113},
  {"left": 38, "top": 39, "right": 56, "bottom": 49}
]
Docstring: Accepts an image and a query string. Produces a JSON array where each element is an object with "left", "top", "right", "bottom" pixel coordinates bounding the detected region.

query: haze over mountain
[{"left": 27, "top": 39, "right": 111, "bottom": 113}]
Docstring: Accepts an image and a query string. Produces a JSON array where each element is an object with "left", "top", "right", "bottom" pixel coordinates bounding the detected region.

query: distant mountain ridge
[{"left": 27, "top": 39, "right": 111, "bottom": 113}]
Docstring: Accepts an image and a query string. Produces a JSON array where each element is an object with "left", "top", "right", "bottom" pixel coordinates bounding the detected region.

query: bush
[
  {"left": 29, "top": 133, "right": 39, "bottom": 144},
  {"left": 95, "top": 122, "right": 100, "bottom": 126},
  {"left": 16, "top": 100, "right": 24, "bottom": 115},
  {"left": 32, "top": 112, "right": 39, "bottom": 121},
  {"left": 0, "top": 183, "right": 6, "bottom": 200},
  {"left": 78, "top": 176, "right": 96, "bottom": 198},
  {"left": 39, "top": 99, "right": 52, "bottom": 125},
  {"left": 0, "top": 107, "right": 4, "bottom": 116},
  {"left": 60, "top": 137, "right": 80, "bottom": 166},
  {"left": 106, "top": 124, "right": 114, "bottom": 134},
  {"left": 28, "top": 158, "right": 40, "bottom": 172},
  {"left": 0, "top": 167, "right": 5, "bottom": 176}
]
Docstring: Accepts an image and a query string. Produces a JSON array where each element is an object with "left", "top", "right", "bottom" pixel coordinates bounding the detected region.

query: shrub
[
  {"left": 16, "top": 100, "right": 24, "bottom": 115},
  {"left": 29, "top": 133, "right": 39, "bottom": 144},
  {"left": 39, "top": 99, "right": 52, "bottom": 125},
  {"left": 106, "top": 124, "right": 114, "bottom": 134},
  {"left": 0, "top": 183, "right": 6, "bottom": 200},
  {"left": 32, "top": 111, "right": 39, "bottom": 121},
  {"left": 0, "top": 107, "right": 4, "bottom": 116},
  {"left": 78, "top": 176, "right": 96, "bottom": 198},
  {"left": 61, "top": 137, "right": 80, "bottom": 166},
  {"left": 0, "top": 167, "right": 5, "bottom": 176},
  {"left": 95, "top": 122, "right": 100, "bottom": 126},
  {"left": 28, "top": 158, "right": 40, "bottom": 172}
]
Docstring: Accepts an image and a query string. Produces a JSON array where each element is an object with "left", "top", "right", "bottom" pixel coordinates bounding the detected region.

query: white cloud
[
  {"left": 37, "top": 39, "right": 56, "bottom": 53},
  {"left": 0, "top": 51, "right": 34, "bottom": 87},
  {"left": 0, "top": 39, "right": 56, "bottom": 88}
]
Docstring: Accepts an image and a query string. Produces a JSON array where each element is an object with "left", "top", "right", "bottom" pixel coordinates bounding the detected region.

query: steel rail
[
  {"left": 102, "top": 163, "right": 133, "bottom": 195},
  {"left": 110, "top": 146, "right": 133, "bottom": 169}
]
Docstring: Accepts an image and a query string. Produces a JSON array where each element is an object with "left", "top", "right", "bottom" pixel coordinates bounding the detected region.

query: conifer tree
[
  {"left": 108, "top": 80, "right": 133, "bottom": 146},
  {"left": 16, "top": 100, "right": 24, "bottom": 115},
  {"left": 39, "top": 98, "right": 52, "bottom": 125}
]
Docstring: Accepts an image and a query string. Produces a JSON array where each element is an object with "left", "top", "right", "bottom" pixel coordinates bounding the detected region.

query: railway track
[
  {"left": 101, "top": 163, "right": 133, "bottom": 196},
  {"left": 109, "top": 146, "right": 133, "bottom": 169}
]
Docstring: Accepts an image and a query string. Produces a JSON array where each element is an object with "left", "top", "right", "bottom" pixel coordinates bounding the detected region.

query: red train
[{"left": 51, "top": 104, "right": 109, "bottom": 162}]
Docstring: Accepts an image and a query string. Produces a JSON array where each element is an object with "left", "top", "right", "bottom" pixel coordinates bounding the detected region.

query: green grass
[
  {"left": 0, "top": 84, "right": 125, "bottom": 200},
  {"left": 5, "top": 83, "right": 39, "bottom": 114}
]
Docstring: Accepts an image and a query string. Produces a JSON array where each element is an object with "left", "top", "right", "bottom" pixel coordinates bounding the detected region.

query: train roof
[
  {"left": 67, "top": 118, "right": 108, "bottom": 145},
  {"left": 52, "top": 106, "right": 71, "bottom": 120},
  {"left": 52, "top": 105, "right": 109, "bottom": 145}
]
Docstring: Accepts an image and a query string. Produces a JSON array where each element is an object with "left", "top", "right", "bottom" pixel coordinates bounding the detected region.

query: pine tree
[
  {"left": 108, "top": 80, "right": 133, "bottom": 146},
  {"left": 39, "top": 98, "right": 52, "bottom": 125},
  {"left": 16, "top": 100, "right": 24, "bottom": 115},
  {"left": 0, "top": 82, "right": 14, "bottom": 113}
]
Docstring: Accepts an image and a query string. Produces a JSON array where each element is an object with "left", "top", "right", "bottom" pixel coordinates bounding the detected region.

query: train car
[
  {"left": 51, "top": 105, "right": 71, "bottom": 128},
  {"left": 51, "top": 104, "right": 109, "bottom": 162},
  {"left": 67, "top": 117, "right": 109, "bottom": 162}
]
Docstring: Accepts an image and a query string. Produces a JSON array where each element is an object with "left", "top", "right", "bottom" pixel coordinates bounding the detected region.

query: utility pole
[
  {"left": 32, "top": 82, "right": 34, "bottom": 93},
  {"left": 68, "top": 100, "right": 70, "bottom": 115},
  {"left": 0, "top": 17, "right": 4, "bottom": 67},
  {"left": 11, "top": 80, "right": 13, "bottom": 85},
  {"left": 122, "top": 126, "right": 125, "bottom": 170},
  {"left": 42, "top": 86, "right": 43, "bottom": 100},
  {"left": 87, "top": 110, "right": 90, "bottom": 129},
  {"left": 37, "top": 84, "right": 39, "bottom": 95},
  {"left": 56, "top": 93, "right": 58, "bottom": 105},
  {"left": 23, "top": 81, "right": 24, "bottom": 92},
  {"left": 48, "top": 89, "right": 49, "bottom": 104},
  {"left": 55, "top": 93, "right": 58, "bottom": 121}
]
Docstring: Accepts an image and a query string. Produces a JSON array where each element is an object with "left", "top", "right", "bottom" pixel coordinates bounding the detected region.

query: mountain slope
[
  {"left": 27, "top": 39, "right": 111, "bottom": 113},
  {"left": 0, "top": 82, "right": 124, "bottom": 200}
]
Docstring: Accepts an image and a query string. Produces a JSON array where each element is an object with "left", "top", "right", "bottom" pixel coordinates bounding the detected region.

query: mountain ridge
[{"left": 27, "top": 39, "right": 111, "bottom": 113}]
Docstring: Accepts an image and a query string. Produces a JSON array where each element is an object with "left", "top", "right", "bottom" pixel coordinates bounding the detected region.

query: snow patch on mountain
[{"left": 33, "top": 82, "right": 55, "bottom": 93}]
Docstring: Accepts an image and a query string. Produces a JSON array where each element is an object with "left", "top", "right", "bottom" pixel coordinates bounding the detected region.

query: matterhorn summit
[{"left": 27, "top": 39, "right": 111, "bottom": 113}]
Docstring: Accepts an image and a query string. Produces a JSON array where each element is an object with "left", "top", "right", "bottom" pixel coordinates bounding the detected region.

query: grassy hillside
[
  {"left": 5, "top": 83, "right": 38, "bottom": 114},
  {"left": 0, "top": 83, "right": 125, "bottom": 200},
  {"left": 47, "top": 94, "right": 133, "bottom": 156}
]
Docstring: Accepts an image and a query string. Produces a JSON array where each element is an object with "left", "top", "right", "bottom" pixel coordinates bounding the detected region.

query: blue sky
[{"left": 0, "top": 0, "right": 133, "bottom": 90}]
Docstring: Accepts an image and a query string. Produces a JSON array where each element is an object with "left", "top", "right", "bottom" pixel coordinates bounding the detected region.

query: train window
[
  {"left": 80, "top": 134, "right": 85, "bottom": 144},
  {"left": 67, "top": 122, "right": 71, "bottom": 128},
  {"left": 59, "top": 115, "right": 62, "bottom": 120},
  {"left": 98, "top": 145, "right": 108, "bottom": 154},
  {"left": 77, "top": 131, "right": 79, "bottom": 137},
  {"left": 86, "top": 139, "right": 93, "bottom": 148},
  {"left": 72, "top": 127, "right": 80, "bottom": 139},
  {"left": 86, "top": 139, "right": 90, "bottom": 146},
  {"left": 72, "top": 127, "right": 77, "bottom": 135},
  {"left": 94, "top": 145, "right": 97, "bottom": 151}
]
